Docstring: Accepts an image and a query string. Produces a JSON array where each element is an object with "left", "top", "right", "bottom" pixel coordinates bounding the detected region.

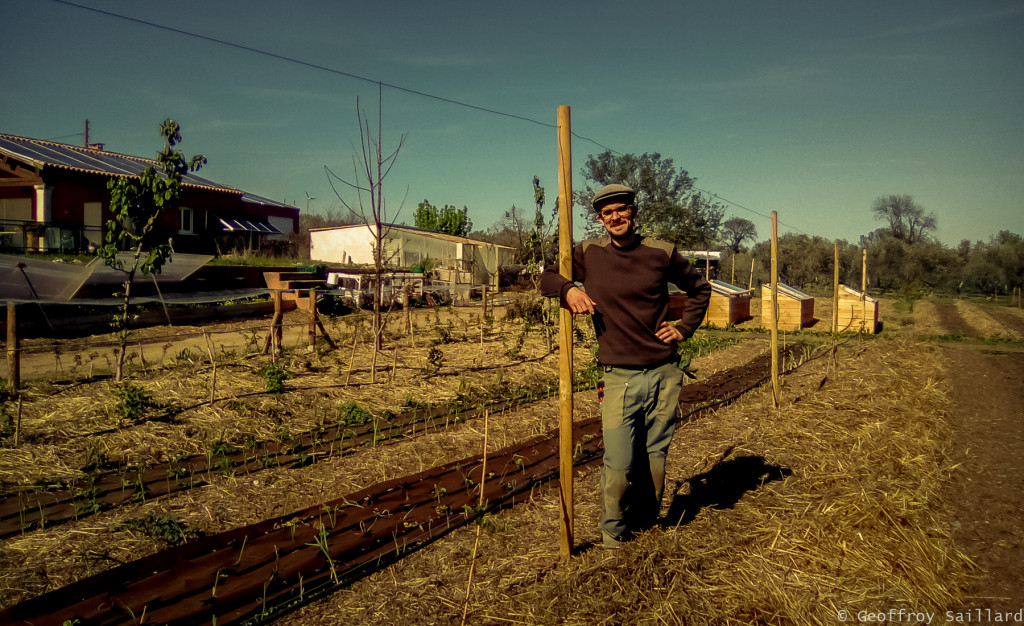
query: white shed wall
[{"left": 309, "top": 225, "right": 512, "bottom": 287}]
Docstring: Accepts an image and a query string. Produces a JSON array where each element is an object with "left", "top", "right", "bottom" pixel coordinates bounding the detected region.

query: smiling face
[{"left": 596, "top": 200, "right": 637, "bottom": 244}]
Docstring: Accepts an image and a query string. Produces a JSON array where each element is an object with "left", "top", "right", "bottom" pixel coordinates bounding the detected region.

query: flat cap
[{"left": 592, "top": 183, "right": 636, "bottom": 210}]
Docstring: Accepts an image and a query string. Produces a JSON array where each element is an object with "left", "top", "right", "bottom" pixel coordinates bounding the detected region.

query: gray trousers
[{"left": 599, "top": 361, "right": 683, "bottom": 541}]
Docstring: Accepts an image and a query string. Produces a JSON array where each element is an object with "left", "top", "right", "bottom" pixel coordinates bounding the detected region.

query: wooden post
[
  {"left": 731, "top": 254, "right": 735, "bottom": 284},
  {"left": 832, "top": 241, "right": 840, "bottom": 334},
  {"left": 404, "top": 284, "right": 413, "bottom": 335},
  {"left": 14, "top": 396, "right": 22, "bottom": 447},
  {"left": 861, "top": 249, "right": 867, "bottom": 334},
  {"left": 481, "top": 286, "right": 489, "bottom": 344},
  {"left": 770, "top": 212, "right": 779, "bottom": 408},
  {"left": 263, "top": 290, "right": 284, "bottom": 357},
  {"left": 748, "top": 256, "right": 755, "bottom": 290},
  {"left": 308, "top": 289, "right": 317, "bottom": 352},
  {"left": 151, "top": 273, "right": 173, "bottom": 326},
  {"left": 556, "top": 104, "right": 574, "bottom": 559},
  {"left": 705, "top": 249, "right": 710, "bottom": 277},
  {"left": 6, "top": 302, "right": 19, "bottom": 391}
]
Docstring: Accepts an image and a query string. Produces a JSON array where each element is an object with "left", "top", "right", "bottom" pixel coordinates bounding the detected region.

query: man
[{"left": 540, "top": 183, "right": 711, "bottom": 548}]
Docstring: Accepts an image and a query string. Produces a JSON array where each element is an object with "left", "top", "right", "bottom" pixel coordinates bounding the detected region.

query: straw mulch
[
  {"left": 276, "top": 336, "right": 971, "bottom": 625},
  {"left": 0, "top": 304, "right": 602, "bottom": 607},
  {"left": 953, "top": 301, "right": 1021, "bottom": 340}
]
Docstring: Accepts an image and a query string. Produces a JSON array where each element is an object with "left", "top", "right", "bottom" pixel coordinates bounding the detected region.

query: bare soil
[{"left": 943, "top": 346, "right": 1024, "bottom": 609}]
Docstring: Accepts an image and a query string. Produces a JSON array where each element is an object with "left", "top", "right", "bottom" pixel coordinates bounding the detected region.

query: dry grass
[
  {"left": 277, "top": 337, "right": 970, "bottom": 625},
  {"left": 0, "top": 294, "right": 994, "bottom": 622},
  {"left": 0, "top": 303, "right": 600, "bottom": 608},
  {"left": 954, "top": 301, "right": 1021, "bottom": 340}
]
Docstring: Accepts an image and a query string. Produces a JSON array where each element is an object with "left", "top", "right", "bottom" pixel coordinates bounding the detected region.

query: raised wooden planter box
[
  {"left": 836, "top": 284, "right": 879, "bottom": 333},
  {"left": 760, "top": 283, "right": 815, "bottom": 331}
]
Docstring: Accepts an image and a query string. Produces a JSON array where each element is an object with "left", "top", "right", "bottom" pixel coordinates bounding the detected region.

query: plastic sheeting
[{"left": 0, "top": 253, "right": 213, "bottom": 302}]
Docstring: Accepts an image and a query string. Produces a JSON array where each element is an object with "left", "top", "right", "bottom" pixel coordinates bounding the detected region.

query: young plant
[
  {"left": 119, "top": 513, "right": 194, "bottom": 545},
  {"left": 112, "top": 383, "right": 158, "bottom": 424},
  {"left": 306, "top": 526, "right": 338, "bottom": 584},
  {"left": 259, "top": 363, "right": 290, "bottom": 393},
  {"left": 99, "top": 119, "right": 206, "bottom": 381}
]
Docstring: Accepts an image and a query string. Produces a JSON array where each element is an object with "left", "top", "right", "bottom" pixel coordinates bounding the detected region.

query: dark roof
[
  {"left": 0, "top": 132, "right": 240, "bottom": 195},
  {"left": 240, "top": 191, "right": 296, "bottom": 211}
]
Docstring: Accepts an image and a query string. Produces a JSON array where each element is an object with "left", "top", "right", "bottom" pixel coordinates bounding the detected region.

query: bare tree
[
  {"left": 871, "top": 194, "right": 936, "bottom": 244},
  {"left": 325, "top": 90, "right": 407, "bottom": 381}
]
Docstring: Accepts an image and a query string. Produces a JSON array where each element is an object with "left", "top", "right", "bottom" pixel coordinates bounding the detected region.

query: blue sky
[{"left": 2, "top": 0, "right": 1021, "bottom": 247}]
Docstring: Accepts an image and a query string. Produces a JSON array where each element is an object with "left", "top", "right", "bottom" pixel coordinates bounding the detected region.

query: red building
[{"left": 0, "top": 132, "right": 298, "bottom": 256}]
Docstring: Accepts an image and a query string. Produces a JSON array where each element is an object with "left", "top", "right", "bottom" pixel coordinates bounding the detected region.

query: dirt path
[{"left": 943, "top": 345, "right": 1024, "bottom": 609}]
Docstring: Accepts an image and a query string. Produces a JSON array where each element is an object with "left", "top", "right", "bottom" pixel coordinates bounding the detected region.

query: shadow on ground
[{"left": 663, "top": 454, "right": 792, "bottom": 527}]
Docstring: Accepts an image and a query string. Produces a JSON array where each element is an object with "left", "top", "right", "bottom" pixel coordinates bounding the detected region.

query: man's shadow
[{"left": 662, "top": 452, "right": 792, "bottom": 528}]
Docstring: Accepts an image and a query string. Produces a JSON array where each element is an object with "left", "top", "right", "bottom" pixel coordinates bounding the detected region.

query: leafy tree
[
  {"left": 101, "top": 119, "right": 206, "bottom": 381},
  {"left": 871, "top": 194, "right": 936, "bottom": 244},
  {"left": 578, "top": 150, "right": 722, "bottom": 247},
  {"left": 526, "top": 176, "right": 557, "bottom": 265},
  {"left": 414, "top": 200, "right": 472, "bottom": 237},
  {"left": 859, "top": 228, "right": 958, "bottom": 292},
  {"left": 751, "top": 233, "right": 837, "bottom": 289},
  {"left": 720, "top": 217, "right": 757, "bottom": 253},
  {"left": 961, "top": 231, "right": 1024, "bottom": 295}
]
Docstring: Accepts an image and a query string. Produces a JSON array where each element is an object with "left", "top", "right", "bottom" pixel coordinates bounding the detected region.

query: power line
[
  {"left": 47, "top": 0, "right": 805, "bottom": 237},
  {"left": 48, "top": 0, "right": 614, "bottom": 153}
]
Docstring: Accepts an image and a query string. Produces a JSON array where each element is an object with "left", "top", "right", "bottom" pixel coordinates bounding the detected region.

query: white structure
[{"left": 309, "top": 224, "right": 514, "bottom": 288}]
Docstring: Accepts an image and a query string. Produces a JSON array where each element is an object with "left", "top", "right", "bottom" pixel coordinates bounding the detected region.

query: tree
[
  {"left": 751, "top": 233, "right": 837, "bottom": 289},
  {"left": 326, "top": 95, "right": 407, "bottom": 373},
  {"left": 871, "top": 194, "right": 936, "bottom": 244},
  {"left": 720, "top": 217, "right": 757, "bottom": 253},
  {"left": 414, "top": 200, "right": 472, "bottom": 237},
  {"left": 962, "top": 231, "right": 1024, "bottom": 295},
  {"left": 101, "top": 119, "right": 206, "bottom": 381},
  {"left": 578, "top": 150, "right": 723, "bottom": 246},
  {"left": 526, "top": 175, "right": 557, "bottom": 266},
  {"left": 474, "top": 205, "right": 532, "bottom": 264}
]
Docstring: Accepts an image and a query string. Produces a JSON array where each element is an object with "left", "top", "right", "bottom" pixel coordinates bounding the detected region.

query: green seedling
[
  {"left": 259, "top": 363, "right": 290, "bottom": 393},
  {"left": 119, "top": 513, "right": 193, "bottom": 545},
  {"left": 303, "top": 524, "right": 339, "bottom": 586}
]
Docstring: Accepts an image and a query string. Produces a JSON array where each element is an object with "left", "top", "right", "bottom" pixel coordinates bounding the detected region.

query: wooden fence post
[
  {"left": 263, "top": 291, "right": 284, "bottom": 357},
  {"left": 861, "top": 249, "right": 868, "bottom": 334},
  {"left": 404, "top": 285, "right": 412, "bottom": 335},
  {"left": 832, "top": 241, "right": 839, "bottom": 334},
  {"left": 308, "top": 289, "right": 317, "bottom": 352},
  {"left": 556, "top": 104, "right": 574, "bottom": 560},
  {"left": 770, "top": 212, "right": 779, "bottom": 408},
  {"left": 6, "top": 302, "right": 19, "bottom": 391}
]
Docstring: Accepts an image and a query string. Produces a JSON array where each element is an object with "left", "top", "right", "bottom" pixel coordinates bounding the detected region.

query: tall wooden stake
[
  {"left": 861, "top": 249, "right": 868, "bottom": 334},
  {"left": 832, "top": 241, "right": 840, "bottom": 334},
  {"left": 770, "top": 212, "right": 779, "bottom": 408},
  {"left": 556, "top": 104, "right": 574, "bottom": 559},
  {"left": 308, "top": 289, "right": 318, "bottom": 352},
  {"left": 748, "top": 257, "right": 755, "bottom": 290},
  {"left": 6, "top": 302, "right": 19, "bottom": 391}
]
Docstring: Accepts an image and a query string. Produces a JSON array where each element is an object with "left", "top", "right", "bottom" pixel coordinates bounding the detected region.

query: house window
[{"left": 179, "top": 207, "right": 194, "bottom": 234}]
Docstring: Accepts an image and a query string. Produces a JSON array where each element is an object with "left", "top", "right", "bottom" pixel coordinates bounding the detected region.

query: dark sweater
[{"left": 540, "top": 235, "right": 711, "bottom": 368}]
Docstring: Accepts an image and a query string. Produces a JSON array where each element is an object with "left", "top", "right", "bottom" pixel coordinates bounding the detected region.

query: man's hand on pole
[{"left": 564, "top": 286, "right": 597, "bottom": 315}]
